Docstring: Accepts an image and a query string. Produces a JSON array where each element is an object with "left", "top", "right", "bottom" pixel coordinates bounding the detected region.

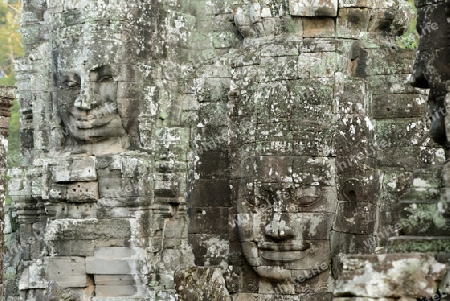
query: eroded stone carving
[
  {"left": 6, "top": 0, "right": 443, "bottom": 300},
  {"left": 8, "top": 0, "right": 195, "bottom": 300},
  {"left": 226, "top": 1, "right": 421, "bottom": 299},
  {"left": 57, "top": 65, "right": 127, "bottom": 145},
  {"left": 55, "top": 25, "right": 130, "bottom": 155},
  {"left": 332, "top": 1, "right": 450, "bottom": 299},
  {"left": 234, "top": 155, "right": 335, "bottom": 285}
]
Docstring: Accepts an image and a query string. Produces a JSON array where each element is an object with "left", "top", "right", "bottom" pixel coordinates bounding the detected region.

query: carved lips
[
  {"left": 260, "top": 241, "right": 311, "bottom": 262},
  {"left": 69, "top": 108, "right": 114, "bottom": 129}
]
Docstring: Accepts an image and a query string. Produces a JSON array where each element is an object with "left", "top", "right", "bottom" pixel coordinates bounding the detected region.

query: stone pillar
[{"left": 0, "top": 86, "right": 15, "bottom": 300}]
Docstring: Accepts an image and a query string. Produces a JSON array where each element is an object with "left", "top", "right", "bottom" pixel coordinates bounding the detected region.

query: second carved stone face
[
  {"left": 236, "top": 155, "right": 334, "bottom": 283},
  {"left": 58, "top": 64, "right": 127, "bottom": 144}
]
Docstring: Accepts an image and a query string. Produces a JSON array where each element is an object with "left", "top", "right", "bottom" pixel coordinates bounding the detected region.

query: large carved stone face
[
  {"left": 58, "top": 64, "right": 126, "bottom": 143},
  {"left": 54, "top": 19, "right": 133, "bottom": 154},
  {"left": 236, "top": 155, "right": 334, "bottom": 283}
]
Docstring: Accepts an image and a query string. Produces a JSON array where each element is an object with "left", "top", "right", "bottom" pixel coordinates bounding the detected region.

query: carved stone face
[
  {"left": 58, "top": 64, "right": 126, "bottom": 143},
  {"left": 53, "top": 20, "right": 133, "bottom": 154},
  {"left": 236, "top": 155, "right": 334, "bottom": 283},
  {"left": 411, "top": 0, "right": 450, "bottom": 149}
]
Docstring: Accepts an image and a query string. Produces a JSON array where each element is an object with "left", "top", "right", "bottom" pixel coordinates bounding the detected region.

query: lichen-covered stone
[
  {"left": 335, "top": 254, "right": 446, "bottom": 298},
  {"left": 5, "top": 0, "right": 444, "bottom": 300}
]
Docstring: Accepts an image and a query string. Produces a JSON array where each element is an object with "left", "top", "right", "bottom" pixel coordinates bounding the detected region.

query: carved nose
[
  {"left": 264, "top": 212, "right": 295, "bottom": 240},
  {"left": 73, "top": 81, "right": 100, "bottom": 110},
  {"left": 74, "top": 94, "right": 92, "bottom": 110}
]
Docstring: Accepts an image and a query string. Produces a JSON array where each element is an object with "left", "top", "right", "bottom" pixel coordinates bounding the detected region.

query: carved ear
[{"left": 341, "top": 179, "right": 361, "bottom": 203}]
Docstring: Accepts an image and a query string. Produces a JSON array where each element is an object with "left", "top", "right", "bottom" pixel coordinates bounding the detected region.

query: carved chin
[{"left": 255, "top": 266, "right": 292, "bottom": 282}]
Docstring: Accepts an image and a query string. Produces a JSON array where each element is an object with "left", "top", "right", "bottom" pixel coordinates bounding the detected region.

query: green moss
[{"left": 396, "top": 0, "right": 419, "bottom": 49}]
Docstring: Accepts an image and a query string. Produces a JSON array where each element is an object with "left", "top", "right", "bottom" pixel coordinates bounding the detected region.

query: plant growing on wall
[{"left": 0, "top": 0, "right": 23, "bottom": 86}]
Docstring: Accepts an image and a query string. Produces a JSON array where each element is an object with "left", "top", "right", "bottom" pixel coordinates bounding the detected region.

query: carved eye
[
  {"left": 62, "top": 73, "right": 80, "bottom": 89},
  {"left": 64, "top": 80, "right": 80, "bottom": 89},
  {"left": 98, "top": 75, "right": 113, "bottom": 83},
  {"left": 292, "top": 188, "right": 323, "bottom": 207}
]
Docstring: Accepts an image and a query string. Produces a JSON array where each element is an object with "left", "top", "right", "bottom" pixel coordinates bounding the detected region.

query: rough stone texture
[
  {"left": 174, "top": 267, "right": 231, "bottom": 301},
  {"left": 8, "top": 1, "right": 197, "bottom": 299},
  {"left": 5, "top": 0, "right": 445, "bottom": 300},
  {"left": 334, "top": 0, "right": 450, "bottom": 300},
  {"left": 334, "top": 254, "right": 446, "bottom": 298},
  {"left": 0, "top": 86, "right": 15, "bottom": 301}
]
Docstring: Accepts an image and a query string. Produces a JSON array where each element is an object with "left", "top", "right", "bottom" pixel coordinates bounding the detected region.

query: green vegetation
[
  {"left": 1, "top": 1, "right": 23, "bottom": 207},
  {"left": 0, "top": 0, "right": 22, "bottom": 169},
  {"left": 0, "top": 1, "right": 23, "bottom": 86},
  {"left": 396, "top": 0, "right": 419, "bottom": 49},
  {"left": 7, "top": 99, "right": 20, "bottom": 167}
]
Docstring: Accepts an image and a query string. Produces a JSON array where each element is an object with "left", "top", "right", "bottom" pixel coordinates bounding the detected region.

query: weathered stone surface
[
  {"left": 335, "top": 254, "right": 447, "bottom": 298},
  {"left": 0, "top": 86, "right": 16, "bottom": 300},
  {"left": 6, "top": 0, "right": 443, "bottom": 300},
  {"left": 290, "top": 0, "right": 338, "bottom": 17},
  {"left": 175, "top": 267, "right": 231, "bottom": 301},
  {"left": 95, "top": 285, "right": 136, "bottom": 297},
  {"left": 388, "top": 236, "right": 450, "bottom": 253},
  {"left": 48, "top": 257, "right": 87, "bottom": 288},
  {"left": 46, "top": 281, "right": 80, "bottom": 301}
]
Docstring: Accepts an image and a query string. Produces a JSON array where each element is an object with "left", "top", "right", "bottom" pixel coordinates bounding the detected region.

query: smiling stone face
[
  {"left": 54, "top": 22, "right": 131, "bottom": 154},
  {"left": 235, "top": 154, "right": 336, "bottom": 283},
  {"left": 58, "top": 64, "right": 126, "bottom": 143}
]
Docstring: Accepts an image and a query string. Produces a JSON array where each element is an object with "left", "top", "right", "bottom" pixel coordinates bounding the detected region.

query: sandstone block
[
  {"left": 50, "top": 239, "right": 95, "bottom": 257},
  {"left": 86, "top": 258, "right": 132, "bottom": 274},
  {"left": 94, "top": 275, "right": 135, "bottom": 286},
  {"left": 66, "top": 182, "right": 99, "bottom": 202},
  {"left": 94, "top": 247, "right": 136, "bottom": 258},
  {"left": 45, "top": 218, "right": 131, "bottom": 241},
  {"left": 28, "top": 261, "right": 48, "bottom": 289},
  {"left": 95, "top": 285, "right": 136, "bottom": 297},
  {"left": 337, "top": 8, "right": 370, "bottom": 38},
  {"left": 298, "top": 52, "right": 336, "bottom": 78},
  {"left": 302, "top": 18, "right": 336, "bottom": 38},
  {"left": 54, "top": 157, "right": 97, "bottom": 182},
  {"left": 289, "top": 0, "right": 338, "bottom": 16},
  {"left": 48, "top": 257, "right": 86, "bottom": 288}
]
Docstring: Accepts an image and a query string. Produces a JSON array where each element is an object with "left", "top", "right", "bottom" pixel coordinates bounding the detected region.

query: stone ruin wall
[
  {"left": 4, "top": 0, "right": 447, "bottom": 300},
  {"left": 0, "top": 86, "right": 16, "bottom": 300}
]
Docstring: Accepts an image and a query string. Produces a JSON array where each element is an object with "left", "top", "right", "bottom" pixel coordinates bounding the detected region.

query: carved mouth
[
  {"left": 261, "top": 250, "right": 310, "bottom": 262},
  {"left": 74, "top": 116, "right": 113, "bottom": 129},
  {"left": 298, "top": 195, "right": 322, "bottom": 207},
  {"left": 259, "top": 241, "right": 310, "bottom": 251},
  {"left": 259, "top": 241, "right": 311, "bottom": 262}
]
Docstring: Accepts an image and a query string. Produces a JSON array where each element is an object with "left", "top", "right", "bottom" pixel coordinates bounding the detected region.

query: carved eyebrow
[{"left": 92, "top": 65, "right": 114, "bottom": 81}]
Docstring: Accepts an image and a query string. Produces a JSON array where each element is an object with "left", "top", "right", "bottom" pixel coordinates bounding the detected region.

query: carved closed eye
[
  {"left": 245, "top": 196, "right": 271, "bottom": 213},
  {"left": 62, "top": 73, "right": 81, "bottom": 89},
  {"left": 98, "top": 75, "right": 113, "bottom": 83},
  {"left": 64, "top": 80, "right": 80, "bottom": 89},
  {"left": 291, "top": 188, "right": 323, "bottom": 207}
]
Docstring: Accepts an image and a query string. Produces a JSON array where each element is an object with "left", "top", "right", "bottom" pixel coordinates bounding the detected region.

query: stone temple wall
[
  {"left": 0, "top": 86, "right": 16, "bottom": 300},
  {"left": 4, "top": 0, "right": 446, "bottom": 300}
]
